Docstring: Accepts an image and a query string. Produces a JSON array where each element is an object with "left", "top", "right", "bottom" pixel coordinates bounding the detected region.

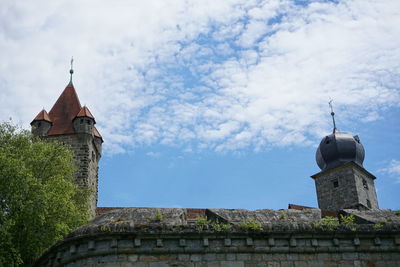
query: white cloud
[
  {"left": 380, "top": 160, "right": 400, "bottom": 183},
  {"left": 1, "top": 0, "right": 400, "bottom": 153}
]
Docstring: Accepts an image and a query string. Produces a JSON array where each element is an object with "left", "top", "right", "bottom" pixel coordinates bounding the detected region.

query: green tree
[{"left": 0, "top": 121, "right": 89, "bottom": 266}]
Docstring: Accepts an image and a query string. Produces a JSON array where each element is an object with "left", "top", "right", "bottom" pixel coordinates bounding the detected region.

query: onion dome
[
  {"left": 316, "top": 131, "right": 365, "bottom": 171},
  {"left": 316, "top": 101, "right": 365, "bottom": 171}
]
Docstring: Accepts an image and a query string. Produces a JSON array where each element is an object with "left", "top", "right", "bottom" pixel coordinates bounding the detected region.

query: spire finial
[
  {"left": 329, "top": 99, "right": 337, "bottom": 133},
  {"left": 69, "top": 57, "right": 74, "bottom": 83}
]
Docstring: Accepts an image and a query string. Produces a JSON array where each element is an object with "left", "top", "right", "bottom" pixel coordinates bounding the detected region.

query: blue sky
[{"left": 1, "top": 0, "right": 399, "bottom": 210}]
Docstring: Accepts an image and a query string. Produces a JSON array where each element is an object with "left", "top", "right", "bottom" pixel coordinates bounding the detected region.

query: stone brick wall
[
  {"left": 35, "top": 208, "right": 400, "bottom": 267},
  {"left": 46, "top": 133, "right": 101, "bottom": 218},
  {"left": 312, "top": 162, "right": 378, "bottom": 211},
  {"left": 353, "top": 168, "right": 378, "bottom": 210},
  {"left": 35, "top": 231, "right": 400, "bottom": 266}
]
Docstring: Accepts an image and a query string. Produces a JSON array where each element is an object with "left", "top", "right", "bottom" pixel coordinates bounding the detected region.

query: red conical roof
[
  {"left": 31, "top": 109, "right": 52, "bottom": 124},
  {"left": 76, "top": 106, "right": 95, "bottom": 120},
  {"left": 47, "top": 82, "right": 82, "bottom": 135},
  {"left": 32, "top": 81, "right": 102, "bottom": 141},
  {"left": 76, "top": 106, "right": 102, "bottom": 139}
]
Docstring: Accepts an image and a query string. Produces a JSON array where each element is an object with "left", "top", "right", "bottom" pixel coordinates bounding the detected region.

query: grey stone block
[
  {"left": 128, "top": 255, "right": 138, "bottom": 262},
  {"left": 190, "top": 254, "right": 202, "bottom": 262},
  {"left": 178, "top": 254, "right": 189, "bottom": 261},
  {"left": 226, "top": 253, "right": 236, "bottom": 261},
  {"left": 281, "top": 261, "right": 294, "bottom": 267},
  {"left": 88, "top": 240, "right": 96, "bottom": 250},
  {"left": 149, "top": 263, "right": 169, "bottom": 267},
  {"left": 221, "top": 261, "right": 244, "bottom": 267},
  {"left": 342, "top": 253, "right": 358, "bottom": 260},
  {"left": 203, "top": 253, "right": 217, "bottom": 261}
]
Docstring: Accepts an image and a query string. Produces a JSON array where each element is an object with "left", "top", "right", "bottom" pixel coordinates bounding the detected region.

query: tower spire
[
  {"left": 69, "top": 57, "right": 74, "bottom": 84},
  {"left": 329, "top": 100, "right": 337, "bottom": 133}
]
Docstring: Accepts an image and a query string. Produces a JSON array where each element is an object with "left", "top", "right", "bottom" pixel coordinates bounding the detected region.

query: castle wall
[{"left": 35, "top": 232, "right": 400, "bottom": 266}]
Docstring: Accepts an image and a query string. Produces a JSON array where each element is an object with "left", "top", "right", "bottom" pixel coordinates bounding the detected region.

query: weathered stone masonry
[
  {"left": 35, "top": 208, "right": 400, "bottom": 266},
  {"left": 46, "top": 134, "right": 101, "bottom": 217},
  {"left": 312, "top": 162, "right": 379, "bottom": 211},
  {"left": 36, "top": 232, "right": 400, "bottom": 267}
]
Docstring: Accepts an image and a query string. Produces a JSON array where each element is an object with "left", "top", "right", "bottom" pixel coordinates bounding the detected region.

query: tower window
[
  {"left": 87, "top": 119, "right": 91, "bottom": 125},
  {"left": 362, "top": 179, "right": 368, "bottom": 190},
  {"left": 80, "top": 119, "right": 83, "bottom": 124},
  {"left": 367, "top": 199, "right": 371, "bottom": 208},
  {"left": 38, "top": 122, "right": 42, "bottom": 127},
  {"left": 332, "top": 179, "right": 339, "bottom": 188}
]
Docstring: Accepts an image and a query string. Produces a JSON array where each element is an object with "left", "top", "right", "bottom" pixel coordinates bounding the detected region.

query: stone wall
[
  {"left": 35, "top": 208, "right": 400, "bottom": 267},
  {"left": 46, "top": 133, "right": 101, "bottom": 218},
  {"left": 34, "top": 231, "right": 400, "bottom": 267},
  {"left": 312, "top": 162, "right": 378, "bottom": 211}
]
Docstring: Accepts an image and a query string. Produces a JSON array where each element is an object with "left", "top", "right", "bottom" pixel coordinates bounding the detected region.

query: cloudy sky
[{"left": 1, "top": 0, "right": 399, "bottom": 209}]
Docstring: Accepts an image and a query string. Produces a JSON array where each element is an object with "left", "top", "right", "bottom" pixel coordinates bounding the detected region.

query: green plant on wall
[
  {"left": 154, "top": 210, "right": 163, "bottom": 221},
  {"left": 339, "top": 214, "right": 356, "bottom": 231},
  {"left": 211, "top": 220, "right": 232, "bottom": 232},
  {"left": 313, "top": 216, "right": 339, "bottom": 231},
  {"left": 278, "top": 211, "right": 287, "bottom": 220},
  {"left": 239, "top": 218, "right": 263, "bottom": 231},
  {"left": 100, "top": 225, "right": 111, "bottom": 232},
  {"left": 195, "top": 215, "right": 211, "bottom": 232},
  {"left": 339, "top": 214, "right": 355, "bottom": 225}
]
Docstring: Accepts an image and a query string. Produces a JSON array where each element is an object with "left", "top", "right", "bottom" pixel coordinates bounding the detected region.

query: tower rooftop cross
[
  {"left": 69, "top": 57, "right": 74, "bottom": 84},
  {"left": 329, "top": 99, "right": 337, "bottom": 133}
]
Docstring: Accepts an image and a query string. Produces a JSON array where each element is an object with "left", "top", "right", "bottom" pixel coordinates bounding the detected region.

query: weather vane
[
  {"left": 329, "top": 99, "right": 337, "bottom": 133},
  {"left": 69, "top": 57, "right": 74, "bottom": 83}
]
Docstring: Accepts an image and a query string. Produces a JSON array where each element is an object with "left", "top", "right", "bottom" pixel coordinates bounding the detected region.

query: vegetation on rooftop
[
  {"left": 239, "top": 218, "right": 264, "bottom": 231},
  {"left": 313, "top": 216, "right": 340, "bottom": 231}
]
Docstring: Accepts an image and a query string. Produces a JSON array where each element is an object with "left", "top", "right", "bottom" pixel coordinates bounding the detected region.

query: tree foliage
[{"left": 0, "top": 121, "right": 89, "bottom": 266}]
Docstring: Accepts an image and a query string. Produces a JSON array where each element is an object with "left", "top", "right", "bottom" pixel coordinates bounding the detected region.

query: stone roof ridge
[
  {"left": 47, "top": 83, "right": 82, "bottom": 135},
  {"left": 65, "top": 207, "right": 400, "bottom": 239},
  {"left": 31, "top": 109, "right": 52, "bottom": 123},
  {"left": 341, "top": 209, "right": 400, "bottom": 224},
  {"left": 208, "top": 208, "right": 322, "bottom": 225}
]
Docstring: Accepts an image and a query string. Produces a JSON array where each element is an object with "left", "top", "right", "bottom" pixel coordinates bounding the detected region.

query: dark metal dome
[{"left": 316, "top": 131, "right": 365, "bottom": 171}]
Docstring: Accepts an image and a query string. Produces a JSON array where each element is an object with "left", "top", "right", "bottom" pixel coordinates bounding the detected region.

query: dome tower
[{"left": 311, "top": 102, "right": 378, "bottom": 211}]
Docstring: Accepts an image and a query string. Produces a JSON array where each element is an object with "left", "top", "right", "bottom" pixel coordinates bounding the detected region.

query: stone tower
[
  {"left": 311, "top": 108, "right": 378, "bottom": 211},
  {"left": 31, "top": 70, "right": 102, "bottom": 218}
]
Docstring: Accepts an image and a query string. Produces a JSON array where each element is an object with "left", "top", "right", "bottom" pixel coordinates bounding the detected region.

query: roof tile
[
  {"left": 76, "top": 106, "right": 95, "bottom": 120},
  {"left": 47, "top": 83, "right": 81, "bottom": 135},
  {"left": 31, "top": 109, "right": 52, "bottom": 123}
]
